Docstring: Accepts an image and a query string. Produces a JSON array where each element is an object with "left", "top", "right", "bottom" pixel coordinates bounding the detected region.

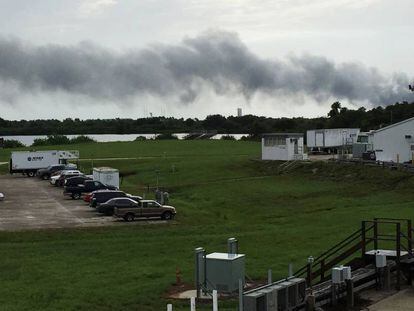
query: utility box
[
  {"left": 205, "top": 252, "right": 245, "bottom": 293},
  {"left": 342, "top": 266, "right": 352, "bottom": 280},
  {"left": 332, "top": 267, "right": 343, "bottom": 284},
  {"left": 93, "top": 167, "right": 119, "bottom": 189},
  {"left": 376, "top": 253, "right": 387, "bottom": 268}
]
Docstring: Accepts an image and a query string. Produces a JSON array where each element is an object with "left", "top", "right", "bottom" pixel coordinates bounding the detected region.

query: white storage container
[{"left": 93, "top": 167, "right": 119, "bottom": 189}]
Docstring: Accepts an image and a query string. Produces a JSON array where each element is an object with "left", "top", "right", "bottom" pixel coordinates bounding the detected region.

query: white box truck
[
  {"left": 93, "top": 167, "right": 119, "bottom": 189},
  {"left": 10, "top": 150, "right": 79, "bottom": 177}
]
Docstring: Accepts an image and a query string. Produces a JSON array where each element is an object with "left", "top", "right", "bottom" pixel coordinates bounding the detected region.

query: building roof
[
  {"left": 372, "top": 116, "right": 414, "bottom": 134},
  {"left": 262, "top": 133, "right": 303, "bottom": 137}
]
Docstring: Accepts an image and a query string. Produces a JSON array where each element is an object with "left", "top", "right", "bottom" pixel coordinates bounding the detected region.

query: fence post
[
  {"left": 190, "top": 297, "right": 196, "bottom": 311},
  {"left": 239, "top": 279, "right": 243, "bottom": 311},
  {"left": 408, "top": 219, "right": 413, "bottom": 257},
  {"left": 212, "top": 290, "right": 218, "bottom": 311},
  {"left": 396, "top": 223, "right": 401, "bottom": 291},
  {"left": 268, "top": 269, "right": 272, "bottom": 284},
  {"left": 167, "top": 304, "right": 173, "bottom": 311}
]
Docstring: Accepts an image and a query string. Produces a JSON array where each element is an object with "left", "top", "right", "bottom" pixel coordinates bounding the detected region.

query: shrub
[
  {"left": 2, "top": 139, "right": 25, "bottom": 148},
  {"left": 70, "top": 135, "right": 96, "bottom": 144},
  {"left": 220, "top": 135, "right": 236, "bottom": 140},
  {"left": 155, "top": 133, "right": 178, "bottom": 140},
  {"left": 135, "top": 136, "right": 147, "bottom": 141}
]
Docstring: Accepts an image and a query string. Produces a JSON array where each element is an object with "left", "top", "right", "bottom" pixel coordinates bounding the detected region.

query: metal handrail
[{"left": 295, "top": 225, "right": 372, "bottom": 277}]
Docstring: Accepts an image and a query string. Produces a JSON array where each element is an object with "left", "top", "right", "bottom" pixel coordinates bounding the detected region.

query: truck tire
[
  {"left": 72, "top": 193, "right": 81, "bottom": 200},
  {"left": 27, "top": 171, "right": 35, "bottom": 177},
  {"left": 124, "top": 213, "right": 134, "bottom": 222},
  {"left": 42, "top": 174, "right": 49, "bottom": 180},
  {"left": 162, "top": 211, "right": 173, "bottom": 220}
]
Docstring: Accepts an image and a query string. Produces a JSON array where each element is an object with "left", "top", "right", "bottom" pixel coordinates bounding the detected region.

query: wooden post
[
  {"left": 408, "top": 219, "right": 413, "bottom": 257},
  {"left": 346, "top": 279, "right": 354, "bottom": 309},
  {"left": 306, "top": 263, "right": 312, "bottom": 288},
  {"left": 384, "top": 264, "right": 391, "bottom": 290},
  {"left": 320, "top": 259, "right": 325, "bottom": 281},
  {"left": 331, "top": 284, "right": 337, "bottom": 307},
  {"left": 361, "top": 221, "right": 366, "bottom": 260},
  {"left": 306, "top": 294, "right": 315, "bottom": 311},
  {"left": 396, "top": 223, "right": 401, "bottom": 291}
]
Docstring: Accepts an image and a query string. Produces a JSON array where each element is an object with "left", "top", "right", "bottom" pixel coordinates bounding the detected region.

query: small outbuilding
[
  {"left": 93, "top": 167, "right": 120, "bottom": 189},
  {"left": 262, "top": 133, "right": 306, "bottom": 161},
  {"left": 371, "top": 117, "right": 414, "bottom": 163}
]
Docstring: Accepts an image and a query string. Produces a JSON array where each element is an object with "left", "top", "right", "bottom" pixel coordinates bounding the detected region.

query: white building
[
  {"left": 262, "top": 133, "right": 306, "bottom": 161},
  {"left": 371, "top": 117, "right": 414, "bottom": 163},
  {"left": 307, "top": 128, "right": 360, "bottom": 149}
]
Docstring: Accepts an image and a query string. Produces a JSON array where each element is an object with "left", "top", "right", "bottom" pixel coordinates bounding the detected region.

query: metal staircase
[{"left": 294, "top": 218, "right": 414, "bottom": 290}]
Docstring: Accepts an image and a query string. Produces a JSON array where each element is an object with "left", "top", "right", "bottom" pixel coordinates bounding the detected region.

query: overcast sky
[{"left": 0, "top": 0, "right": 413, "bottom": 120}]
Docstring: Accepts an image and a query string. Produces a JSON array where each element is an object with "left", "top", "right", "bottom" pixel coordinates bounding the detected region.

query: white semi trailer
[
  {"left": 10, "top": 150, "right": 79, "bottom": 177},
  {"left": 307, "top": 128, "right": 360, "bottom": 151}
]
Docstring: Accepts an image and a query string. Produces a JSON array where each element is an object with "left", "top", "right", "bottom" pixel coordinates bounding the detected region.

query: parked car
[
  {"left": 64, "top": 175, "right": 92, "bottom": 187},
  {"left": 56, "top": 170, "right": 83, "bottom": 187},
  {"left": 64, "top": 180, "right": 117, "bottom": 199},
  {"left": 37, "top": 164, "right": 77, "bottom": 180},
  {"left": 113, "top": 199, "right": 176, "bottom": 221},
  {"left": 50, "top": 170, "right": 82, "bottom": 186},
  {"left": 90, "top": 190, "right": 127, "bottom": 208}
]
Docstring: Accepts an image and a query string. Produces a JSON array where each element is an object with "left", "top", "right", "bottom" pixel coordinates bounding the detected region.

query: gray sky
[{"left": 0, "top": 0, "right": 413, "bottom": 120}]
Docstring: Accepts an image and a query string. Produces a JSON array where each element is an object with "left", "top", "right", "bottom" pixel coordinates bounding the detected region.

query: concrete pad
[
  {"left": 368, "top": 289, "right": 414, "bottom": 311},
  {"left": 0, "top": 175, "right": 169, "bottom": 231}
]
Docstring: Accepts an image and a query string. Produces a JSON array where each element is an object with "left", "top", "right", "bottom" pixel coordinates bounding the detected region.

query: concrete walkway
[{"left": 368, "top": 289, "right": 414, "bottom": 311}]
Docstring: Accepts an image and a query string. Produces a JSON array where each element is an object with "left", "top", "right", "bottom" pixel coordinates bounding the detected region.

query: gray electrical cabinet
[{"left": 205, "top": 252, "right": 245, "bottom": 293}]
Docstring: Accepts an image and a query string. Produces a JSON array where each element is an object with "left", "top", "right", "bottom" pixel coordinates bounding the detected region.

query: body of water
[{"left": 1, "top": 133, "right": 249, "bottom": 146}]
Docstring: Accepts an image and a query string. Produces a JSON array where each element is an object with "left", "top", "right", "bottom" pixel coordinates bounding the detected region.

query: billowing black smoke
[{"left": 0, "top": 31, "right": 412, "bottom": 105}]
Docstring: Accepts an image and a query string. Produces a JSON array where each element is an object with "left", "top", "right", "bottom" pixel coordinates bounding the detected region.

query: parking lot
[{"left": 0, "top": 175, "right": 165, "bottom": 231}]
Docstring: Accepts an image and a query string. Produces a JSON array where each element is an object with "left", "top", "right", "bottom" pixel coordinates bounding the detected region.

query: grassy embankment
[{"left": 0, "top": 140, "right": 414, "bottom": 310}]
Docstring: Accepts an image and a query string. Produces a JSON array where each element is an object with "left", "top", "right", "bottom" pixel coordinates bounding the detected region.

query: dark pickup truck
[{"left": 64, "top": 180, "right": 117, "bottom": 199}]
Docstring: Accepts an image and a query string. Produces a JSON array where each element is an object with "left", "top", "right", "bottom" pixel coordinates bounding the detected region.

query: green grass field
[{"left": 1, "top": 140, "right": 414, "bottom": 310}]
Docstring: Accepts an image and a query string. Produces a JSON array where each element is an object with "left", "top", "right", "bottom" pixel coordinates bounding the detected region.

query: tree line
[{"left": 1, "top": 101, "right": 414, "bottom": 136}]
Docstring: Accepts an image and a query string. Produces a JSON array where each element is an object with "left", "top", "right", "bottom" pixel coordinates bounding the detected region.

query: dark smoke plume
[{"left": 0, "top": 31, "right": 413, "bottom": 105}]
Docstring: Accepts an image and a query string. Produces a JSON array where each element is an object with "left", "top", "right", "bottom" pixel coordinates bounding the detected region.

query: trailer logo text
[{"left": 27, "top": 156, "right": 44, "bottom": 161}]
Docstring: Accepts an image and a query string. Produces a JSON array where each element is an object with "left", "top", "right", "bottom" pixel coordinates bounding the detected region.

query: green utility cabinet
[{"left": 206, "top": 252, "right": 245, "bottom": 293}]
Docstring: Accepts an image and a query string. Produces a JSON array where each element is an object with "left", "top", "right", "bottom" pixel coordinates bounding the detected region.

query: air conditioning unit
[
  {"left": 289, "top": 278, "right": 306, "bottom": 303},
  {"left": 279, "top": 280, "right": 303, "bottom": 309},
  {"left": 244, "top": 291, "right": 266, "bottom": 311}
]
